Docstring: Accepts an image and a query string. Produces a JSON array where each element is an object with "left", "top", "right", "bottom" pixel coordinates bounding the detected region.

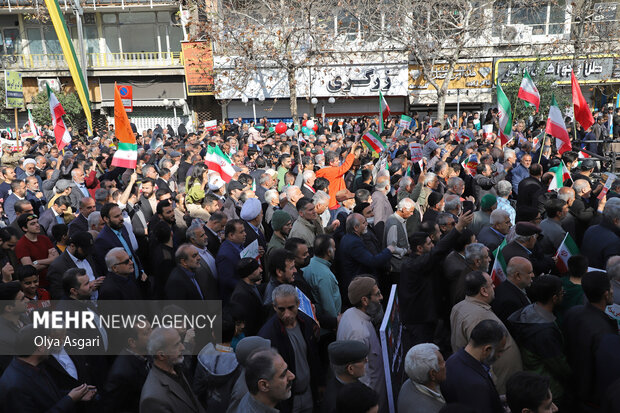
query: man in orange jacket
[{"left": 316, "top": 140, "right": 361, "bottom": 210}]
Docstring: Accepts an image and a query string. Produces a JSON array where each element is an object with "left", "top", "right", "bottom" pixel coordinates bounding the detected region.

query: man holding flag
[{"left": 316, "top": 140, "right": 361, "bottom": 210}]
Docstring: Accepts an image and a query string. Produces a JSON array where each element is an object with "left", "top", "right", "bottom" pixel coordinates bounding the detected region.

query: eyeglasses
[{"left": 116, "top": 258, "right": 133, "bottom": 266}]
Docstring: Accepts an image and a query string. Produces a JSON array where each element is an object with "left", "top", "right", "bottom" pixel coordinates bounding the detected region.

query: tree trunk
[
  {"left": 436, "top": 89, "right": 447, "bottom": 128},
  {"left": 288, "top": 67, "right": 298, "bottom": 128},
  {"left": 436, "top": 61, "right": 456, "bottom": 129}
]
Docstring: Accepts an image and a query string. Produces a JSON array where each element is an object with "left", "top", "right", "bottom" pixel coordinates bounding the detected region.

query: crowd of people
[{"left": 0, "top": 108, "right": 618, "bottom": 413}]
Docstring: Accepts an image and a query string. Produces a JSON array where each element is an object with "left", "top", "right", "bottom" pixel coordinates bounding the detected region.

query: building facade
[{"left": 0, "top": 0, "right": 216, "bottom": 132}]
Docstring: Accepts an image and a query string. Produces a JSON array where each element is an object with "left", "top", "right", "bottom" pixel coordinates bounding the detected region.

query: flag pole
[
  {"left": 14, "top": 108, "right": 19, "bottom": 145},
  {"left": 538, "top": 135, "right": 546, "bottom": 164}
]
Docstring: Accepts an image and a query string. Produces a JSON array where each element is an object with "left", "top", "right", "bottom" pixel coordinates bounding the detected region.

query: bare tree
[
  {"left": 190, "top": 0, "right": 355, "bottom": 127},
  {"left": 348, "top": 0, "right": 497, "bottom": 124}
]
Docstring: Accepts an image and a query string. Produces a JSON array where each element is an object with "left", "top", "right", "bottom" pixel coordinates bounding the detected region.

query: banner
[
  {"left": 4, "top": 70, "right": 23, "bottom": 109},
  {"left": 380, "top": 284, "right": 404, "bottom": 413},
  {"left": 409, "top": 142, "right": 423, "bottom": 163},
  {"left": 408, "top": 62, "right": 492, "bottom": 91},
  {"left": 599, "top": 173, "right": 617, "bottom": 200},
  {"left": 181, "top": 41, "right": 215, "bottom": 96},
  {"left": 495, "top": 55, "right": 620, "bottom": 85},
  {"left": 204, "top": 120, "right": 218, "bottom": 131},
  {"left": 399, "top": 115, "right": 412, "bottom": 129}
]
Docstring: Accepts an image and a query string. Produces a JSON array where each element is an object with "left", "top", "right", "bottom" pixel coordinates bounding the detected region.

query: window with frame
[{"left": 493, "top": 0, "right": 567, "bottom": 36}]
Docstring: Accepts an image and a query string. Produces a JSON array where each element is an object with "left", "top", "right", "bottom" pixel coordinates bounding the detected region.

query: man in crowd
[
  {"left": 337, "top": 276, "right": 387, "bottom": 411},
  {"left": 450, "top": 270, "right": 522, "bottom": 393},
  {"left": 322, "top": 340, "right": 369, "bottom": 413},
  {"left": 140, "top": 327, "right": 205, "bottom": 413},
  {"left": 442, "top": 319, "right": 506, "bottom": 413},
  {"left": 259, "top": 284, "right": 322, "bottom": 413},
  {"left": 216, "top": 219, "right": 246, "bottom": 304},
  {"left": 398, "top": 343, "right": 446, "bottom": 413}
]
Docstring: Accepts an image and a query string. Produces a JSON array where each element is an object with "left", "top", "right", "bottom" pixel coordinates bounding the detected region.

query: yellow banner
[
  {"left": 408, "top": 62, "right": 493, "bottom": 91},
  {"left": 44, "top": 0, "right": 92, "bottom": 135}
]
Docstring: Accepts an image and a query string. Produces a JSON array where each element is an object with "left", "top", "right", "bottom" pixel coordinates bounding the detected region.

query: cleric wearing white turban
[{"left": 240, "top": 197, "right": 262, "bottom": 222}]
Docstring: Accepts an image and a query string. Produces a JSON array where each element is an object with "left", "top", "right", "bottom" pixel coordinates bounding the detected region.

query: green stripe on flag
[{"left": 118, "top": 142, "right": 138, "bottom": 151}]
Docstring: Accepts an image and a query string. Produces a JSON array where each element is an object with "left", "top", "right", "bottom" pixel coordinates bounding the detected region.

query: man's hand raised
[{"left": 456, "top": 210, "right": 473, "bottom": 231}]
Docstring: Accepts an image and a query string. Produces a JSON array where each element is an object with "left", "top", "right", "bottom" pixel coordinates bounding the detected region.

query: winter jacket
[
  {"left": 316, "top": 152, "right": 355, "bottom": 209},
  {"left": 303, "top": 256, "right": 341, "bottom": 333},
  {"left": 507, "top": 304, "right": 570, "bottom": 403}
]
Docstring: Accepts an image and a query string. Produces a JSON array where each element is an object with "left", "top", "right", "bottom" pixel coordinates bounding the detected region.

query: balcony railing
[{"left": 0, "top": 51, "right": 183, "bottom": 70}]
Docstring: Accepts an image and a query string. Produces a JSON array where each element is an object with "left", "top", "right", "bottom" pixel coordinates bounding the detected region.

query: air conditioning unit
[{"left": 499, "top": 24, "right": 533, "bottom": 45}]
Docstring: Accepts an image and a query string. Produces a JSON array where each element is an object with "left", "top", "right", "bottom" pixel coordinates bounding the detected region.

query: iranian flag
[
  {"left": 532, "top": 131, "right": 544, "bottom": 151},
  {"left": 110, "top": 82, "right": 137, "bottom": 169},
  {"left": 490, "top": 240, "right": 508, "bottom": 287},
  {"left": 47, "top": 83, "right": 71, "bottom": 150},
  {"left": 578, "top": 151, "right": 590, "bottom": 159},
  {"left": 555, "top": 233, "right": 579, "bottom": 273},
  {"left": 518, "top": 69, "right": 540, "bottom": 112},
  {"left": 546, "top": 95, "right": 571, "bottom": 154},
  {"left": 28, "top": 109, "right": 40, "bottom": 137},
  {"left": 548, "top": 161, "right": 571, "bottom": 191},
  {"left": 361, "top": 130, "right": 387, "bottom": 153},
  {"left": 379, "top": 91, "right": 390, "bottom": 132},
  {"left": 497, "top": 81, "right": 512, "bottom": 146},
  {"left": 205, "top": 145, "right": 235, "bottom": 182}
]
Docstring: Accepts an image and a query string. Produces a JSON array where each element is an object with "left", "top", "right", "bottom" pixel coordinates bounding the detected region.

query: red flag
[{"left": 571, "top": 70, "right": 594, "bottom": 130}]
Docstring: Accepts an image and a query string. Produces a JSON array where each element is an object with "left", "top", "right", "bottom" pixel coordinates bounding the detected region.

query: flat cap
[
  {"left": 348, "top": 276, "right": 377, "bottom": 306},
  {"left": 328, "top": 340, "right": 369, "bottom": 366},
  {"left": 515, "top": 222, "right": 541, "bottom": 237}
]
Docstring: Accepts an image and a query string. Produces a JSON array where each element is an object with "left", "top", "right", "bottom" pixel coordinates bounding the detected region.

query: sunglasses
[{"left": 116, "top": 258, "right": 133, "bottom": 266}]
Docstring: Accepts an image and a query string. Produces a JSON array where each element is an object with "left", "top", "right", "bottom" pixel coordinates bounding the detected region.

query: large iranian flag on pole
[
  {"left": 361, "top": 130, "right": 387, "bottom": 153},
  {"left": 46, "top": 83, "right": 71, "bottom": 151},
  {"left": 546, "top": 94, "right": 571, "bottom": 154},
  {"left": 497, "top": 81, "right": 512, "bottom": 146},
  {"left": 205, "top": 145, "right": 235, "bottom": 182},
  {"left": 490, "top": 239, "right": 508, "bottom": 287},
  {"left": 110, "top": 82, "right": 137, "bottom": 169},
  {"left": 379, "top": 91, "right": 390, "bottom": 132},
  {"left": 555, "top": 233, "right": 579, "bottom": 273},
  {"left": 518, "top": 69, "right": 540, "bottom": 112}
]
